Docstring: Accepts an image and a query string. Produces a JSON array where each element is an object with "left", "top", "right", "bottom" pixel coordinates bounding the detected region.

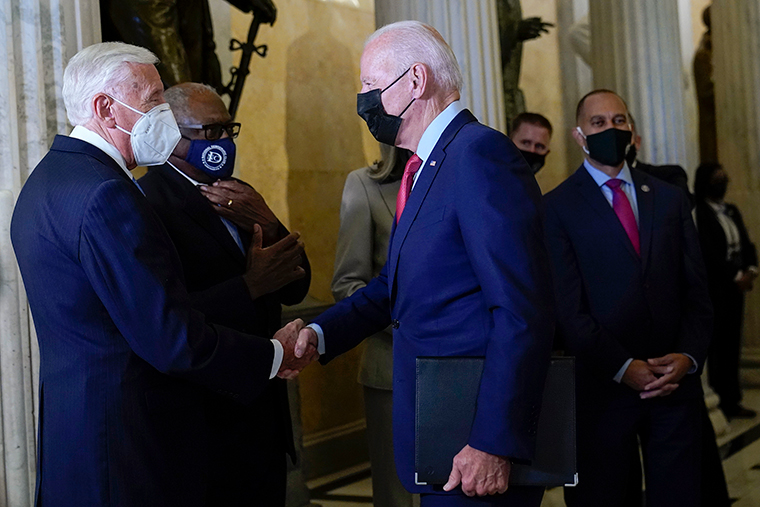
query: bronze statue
[
  {"left": 693, "top": 5, "right": 718, "bottom": 164},
  {"left": 496, "top": 0, "right": 553, "bottom": 130},
  {"left": 100, "top": 0, "right": 276, "bottom": 94}
]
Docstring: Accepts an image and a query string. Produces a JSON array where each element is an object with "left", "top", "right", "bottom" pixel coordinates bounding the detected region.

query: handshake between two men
[{"left": 273, "top": 320, "right": 320, "bottom": 380}]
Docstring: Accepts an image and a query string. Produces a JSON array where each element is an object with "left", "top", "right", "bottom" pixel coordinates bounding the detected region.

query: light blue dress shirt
[{"left": 583, "top": 159, "right": 639, "bottom": 226}]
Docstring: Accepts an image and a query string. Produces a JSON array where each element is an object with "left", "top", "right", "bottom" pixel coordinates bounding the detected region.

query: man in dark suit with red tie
[
  {"left": 543, "top": 89, "right": 713, "bottom": 506},
  {"left": 289, "top": 20, "right": 555, "bottom": 506}
]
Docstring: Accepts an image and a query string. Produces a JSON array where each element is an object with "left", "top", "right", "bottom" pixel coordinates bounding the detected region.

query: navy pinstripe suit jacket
[{"left": 11, "top": 136, "right": 273, "bottom": 507}]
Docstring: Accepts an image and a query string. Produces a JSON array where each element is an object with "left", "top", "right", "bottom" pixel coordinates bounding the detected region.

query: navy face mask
[
  {"left": 185, "top": 137, "right": 236, "bottom": 179},
  {"left": 357, "top": 67, "right": 415, "bottom": 146}
]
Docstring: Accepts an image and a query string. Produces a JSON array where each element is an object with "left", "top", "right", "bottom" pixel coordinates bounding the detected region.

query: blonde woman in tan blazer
[{"left": 332, "top": 145, "right": 417, "bottom": 507}]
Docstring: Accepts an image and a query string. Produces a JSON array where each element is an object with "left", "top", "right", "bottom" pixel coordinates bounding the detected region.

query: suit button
[{"left": 392, "top": 319, "right": 400, "bottom": 329}]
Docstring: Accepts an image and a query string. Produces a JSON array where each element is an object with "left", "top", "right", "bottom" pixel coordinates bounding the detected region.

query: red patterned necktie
[
  {"left": 395, "top": 154, "right": 423, "bottom": 223},
  {"left": 605, "top": 178, "right": 640, "bottom": 255}
]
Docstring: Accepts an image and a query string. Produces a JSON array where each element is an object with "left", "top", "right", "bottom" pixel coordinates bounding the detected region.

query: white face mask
[{"left": 108, "top": 95, "right": 181, "bottom": 167}]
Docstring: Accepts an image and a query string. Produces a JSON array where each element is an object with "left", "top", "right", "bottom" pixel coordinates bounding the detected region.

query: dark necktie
[
  {"left": 395, "top": 154, "right": 423, "bottom": 223},
  {"left": 605, "top": 178, "right": 640, "bottom": 255}
]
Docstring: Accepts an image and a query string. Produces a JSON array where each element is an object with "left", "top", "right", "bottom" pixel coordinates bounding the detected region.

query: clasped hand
[
  {"left": 273, "top": 320, "right": 319, "bottom": 380},
  {"left": 622, "top": 353, "right": 693, "bottom": 399}
]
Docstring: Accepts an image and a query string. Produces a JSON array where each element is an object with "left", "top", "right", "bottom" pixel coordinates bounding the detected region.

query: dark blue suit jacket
[
  {"left": 543, "top": 165, "right": 713, "bottom": 411},
  {"left": 11, "top": 136, "right": 275, "bottom": 507},
  {"left": 314, "top": 110, "right": 555, "bottom": 493}
]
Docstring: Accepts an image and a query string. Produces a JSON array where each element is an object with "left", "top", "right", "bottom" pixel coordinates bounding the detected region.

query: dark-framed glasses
[{"left": 179, "top": 122, "right": 241, "bottom": 140}]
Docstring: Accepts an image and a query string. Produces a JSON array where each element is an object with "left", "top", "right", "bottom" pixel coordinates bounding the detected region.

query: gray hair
[
  {"left": 366, "top": 21, "right": 463, "bottom": 94},
  {"left": 62, "top": 42, "right": 158, "bottom": 126},
  {"left": 164, "top": 83, "right": 222, "bottom": 125}
]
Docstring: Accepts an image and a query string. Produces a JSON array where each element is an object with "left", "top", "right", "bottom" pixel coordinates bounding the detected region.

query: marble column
[
  {"left": 711, "top": 0, "right": 760, "bottom": 383},
  {"left": 375, "top": 0, "right": 506, "bottom": 132},
  {"left": 588, "top": 0, "right": 696, "bottom": 172},
  {"left": 0, "top": 0, "right": 100, "bottom": 504}
]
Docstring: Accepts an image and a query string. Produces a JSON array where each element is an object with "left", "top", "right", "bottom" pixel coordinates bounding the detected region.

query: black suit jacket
[
  {"left": 139, "top": 165, "right": 309, "bottom": 491},
  {"left": 544, "top": 165, "right": 713, "bottom": 411},
  {"left": 696, "top": 200, "right": 758, "bottom": 296},
  {"left": 633, "top": 160, "right": 694, "bottom": 208}
]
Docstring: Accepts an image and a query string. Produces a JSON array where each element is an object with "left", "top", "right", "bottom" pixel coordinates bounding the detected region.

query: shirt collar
[
  {"left": 69, "top": 125, "right": 131, "bottom": 179},
  {"left": 583, "top": 158, "right": 634, "bottom": 188},
  {"left": 706, "top": 199, "right": 725, "bottom": 213},
  {"left": 166, "top": 160, "right": 203, "bottom": 187},
  {"left": 415, "top": 100, "right": 465, "bottom": 163}
]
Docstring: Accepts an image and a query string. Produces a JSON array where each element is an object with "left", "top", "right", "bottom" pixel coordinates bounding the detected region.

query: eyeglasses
[{"left": 179, "top": 122, "right": 241, "bottom": 140}]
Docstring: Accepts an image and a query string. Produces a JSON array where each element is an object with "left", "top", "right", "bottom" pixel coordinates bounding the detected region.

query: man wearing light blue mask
[{"left": 139, "top": 82, "right": 311, "bottom": 506}]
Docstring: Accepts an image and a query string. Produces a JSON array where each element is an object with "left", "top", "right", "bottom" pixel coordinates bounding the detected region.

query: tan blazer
[{"left": 331, "top": 167, "right": 400, "bottom": 390}]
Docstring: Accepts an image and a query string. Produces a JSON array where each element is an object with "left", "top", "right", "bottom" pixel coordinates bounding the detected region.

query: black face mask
[
  {"left": 625, "top": 143, "right": 637, "bottom": 166},
  {"left": 708, "top": 180, "right": 728, "bottom": 201},
  {"left": 519, "top": 150, "right": 546, "bottom": 174},
  {"left": 357, "top": 68, "right": 415, "bottom": 146},
  {"left": 578, "top": 127, "right": 633, "bottom": 167}
]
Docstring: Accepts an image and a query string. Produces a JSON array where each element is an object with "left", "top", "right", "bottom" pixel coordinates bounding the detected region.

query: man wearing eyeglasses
[{"left": 139, "top": 82, "right": 311, "bottom": 506}]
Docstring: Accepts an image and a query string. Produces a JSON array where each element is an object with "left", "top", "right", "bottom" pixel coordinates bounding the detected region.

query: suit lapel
[
  {"left": 387, "top": 110, "right": 476, "bottom": 299},
  {"left": 631, "top": 169, "right": 654, "bottom": 272},
  {"left": 156, "top": 167, "right": 247, "bottom": 266},
  {"left": 574, "top": 166, "right": 640, "bottom": 262}
]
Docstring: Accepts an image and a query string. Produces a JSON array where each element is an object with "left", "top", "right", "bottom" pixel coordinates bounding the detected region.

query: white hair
[
  {"left": 366, "top": 21, "right": 463, "bottom": 94},
  {"left": 62, "top": 42, "right": 159, "bottom": 126}
]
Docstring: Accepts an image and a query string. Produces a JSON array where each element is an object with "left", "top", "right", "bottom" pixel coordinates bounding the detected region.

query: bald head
[
  {"left": 575, "top": 89, "right": 629, "bottom": 125},
  {"left": 164, "top": 83, "right": 230, "bottom": 126}
]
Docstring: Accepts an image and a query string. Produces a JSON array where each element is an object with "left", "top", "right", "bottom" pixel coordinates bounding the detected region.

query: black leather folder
[{"left": 415, "top": 356, "right": 577, "bottom": 487}]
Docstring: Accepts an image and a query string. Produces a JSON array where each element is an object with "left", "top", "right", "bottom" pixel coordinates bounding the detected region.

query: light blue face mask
[{"left": 184, "top": 137, "right": 236, "bottom": 179}]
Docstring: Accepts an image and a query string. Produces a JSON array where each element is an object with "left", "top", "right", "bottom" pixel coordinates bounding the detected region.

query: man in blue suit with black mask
[
  {"left": 544, "top": 89, "right": 713, "bottom": 506},
  {"left": 10, "top": 42, "right": 316, "bottom": 506},
  {"left": 286, "top": 21, "right": 555, "bottom": 506}
]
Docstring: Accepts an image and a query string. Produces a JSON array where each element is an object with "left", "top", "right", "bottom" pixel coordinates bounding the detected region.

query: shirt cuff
[
  {"left": 682, "top": 353, "right": 698, "bottom": 374},
  {"left": 614, "top": 358, "right": 634, "bottom": 383},
  {"left": 270, "top": 339, "right": 284, "bottom": 379},
  {"left": 307, "top": 323, "right": 326, "bottom": 355}
]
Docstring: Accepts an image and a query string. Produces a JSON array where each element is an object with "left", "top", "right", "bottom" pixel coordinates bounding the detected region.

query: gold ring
[{"left": 227, "top": 199, "right": 233, "bottom": 207}]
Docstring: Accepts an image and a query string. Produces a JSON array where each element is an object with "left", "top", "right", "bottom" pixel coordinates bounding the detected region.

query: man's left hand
[
  {"left": 640, "top": 353, "right": 692, "bottom": 399},
  {"left": 443, "top": 444, "right": 510, "bottom": 497},
  {"left": 200, "top": 180, "right": 280, "bottom": 243}
]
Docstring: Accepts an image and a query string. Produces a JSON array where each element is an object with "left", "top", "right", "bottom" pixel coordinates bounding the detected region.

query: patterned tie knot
[{"left": 605, "top": 178, "right": 623, "bottom": 190}]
